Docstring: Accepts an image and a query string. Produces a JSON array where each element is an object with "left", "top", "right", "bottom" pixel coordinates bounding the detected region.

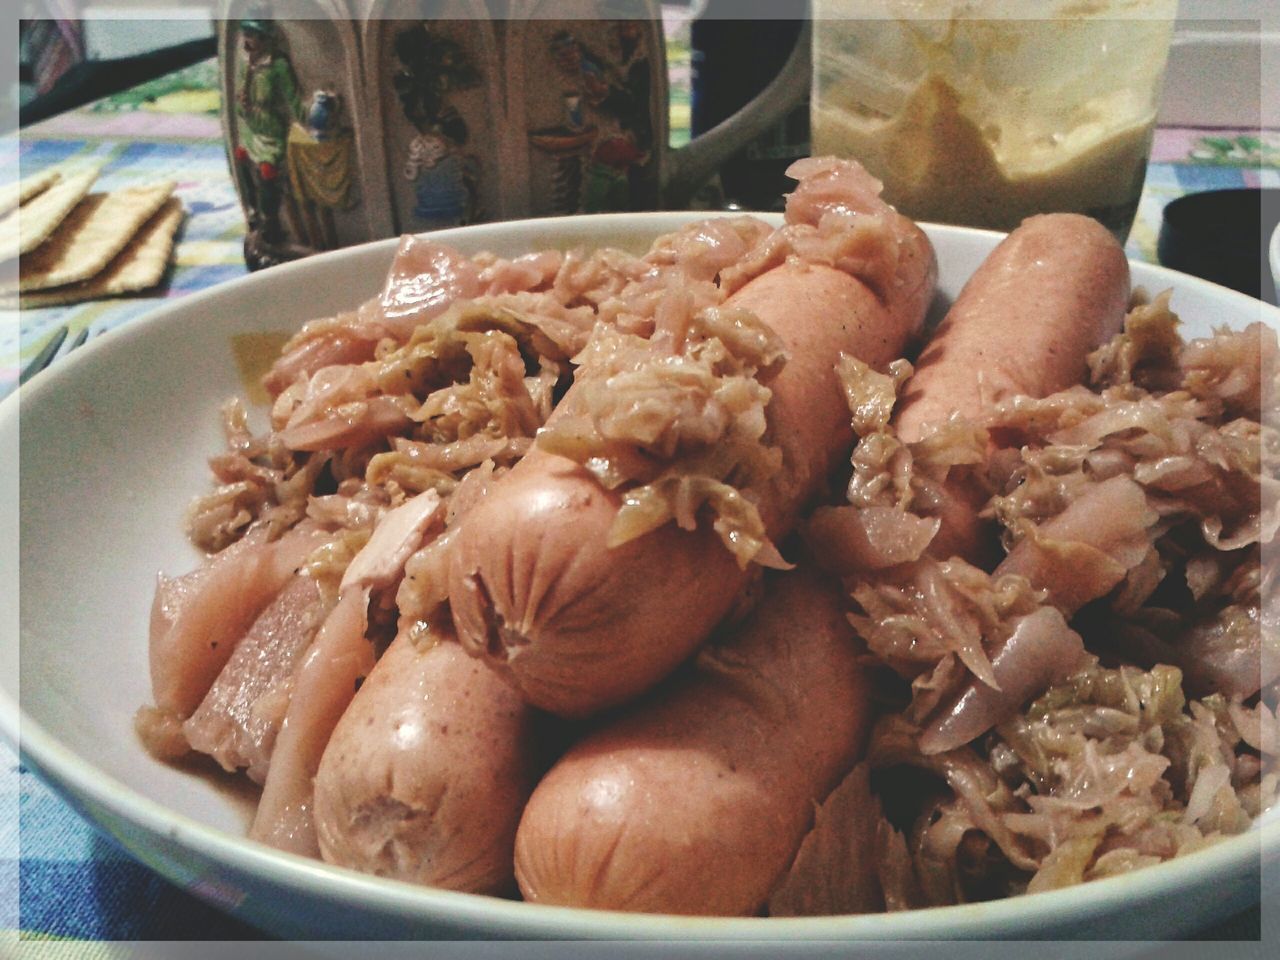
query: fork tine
[
  {"left": 19, "top": 325, "right": 68, "bottom": 385},
  {"left": 66, "top": 326, "right": 89, "bottom": 353}
]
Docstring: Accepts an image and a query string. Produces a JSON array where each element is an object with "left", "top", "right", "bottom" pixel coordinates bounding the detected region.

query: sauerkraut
[{"left": 779, "top": 297, "right": 1278, "bottom": 911}]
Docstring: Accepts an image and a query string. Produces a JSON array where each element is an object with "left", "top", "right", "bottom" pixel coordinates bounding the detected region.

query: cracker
[
  {"left": 14, "top": 198, "right": 185, "bottom": 308},
  {"left": 8, "top": 181, "right": 176, "bottom": 293},
  {"left": 0, "top": 168, "right": 99, "bottom": 256},
  {"left": 0, "top": 169, "right": 61, "bottom": 217}
]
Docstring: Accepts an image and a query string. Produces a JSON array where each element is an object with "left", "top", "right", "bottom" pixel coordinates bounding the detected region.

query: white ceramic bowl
[{"left": 3, "top": 214, "right": 1278, "bottom": 946}]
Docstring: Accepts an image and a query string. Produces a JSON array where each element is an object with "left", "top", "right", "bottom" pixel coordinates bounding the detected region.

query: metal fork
[{"left": 19, "top": 324, "right": 93, "bottom": 385}]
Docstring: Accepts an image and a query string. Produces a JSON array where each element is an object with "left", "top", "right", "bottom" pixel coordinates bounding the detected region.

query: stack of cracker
[{"left": 0, "top": 167, "right": 184, "bottom": 308}]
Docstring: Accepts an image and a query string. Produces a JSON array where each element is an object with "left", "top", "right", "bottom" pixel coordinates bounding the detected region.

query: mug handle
[{"left": 660, "top": 18, "right": 812, "bottom": 210}]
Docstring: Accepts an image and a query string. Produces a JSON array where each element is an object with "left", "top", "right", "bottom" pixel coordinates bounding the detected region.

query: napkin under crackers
[{"left": 0, "top": 167, "right": 183, "bottom": 308}]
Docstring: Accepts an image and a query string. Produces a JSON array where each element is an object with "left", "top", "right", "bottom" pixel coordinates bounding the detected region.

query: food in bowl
[{"left": 135, "top": 158, "right": 1277, "bottom": 917}]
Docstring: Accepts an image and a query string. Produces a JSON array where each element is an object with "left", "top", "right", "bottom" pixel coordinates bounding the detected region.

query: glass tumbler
[{"left": 811, "top": 0, "right": 1177, "bottom": 240}]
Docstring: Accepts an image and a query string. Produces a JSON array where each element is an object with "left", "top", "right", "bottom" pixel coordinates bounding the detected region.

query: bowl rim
[{"left": 3, "top": 212, "right": 1278, "bottom": 940}]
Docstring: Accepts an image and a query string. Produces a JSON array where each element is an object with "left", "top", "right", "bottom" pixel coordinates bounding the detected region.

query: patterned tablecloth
[{"left": 3, "top": 60, "right": 1278, "bottom": 946}]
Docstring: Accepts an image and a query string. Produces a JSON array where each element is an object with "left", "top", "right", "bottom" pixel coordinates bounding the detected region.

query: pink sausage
[
  {"left": 893, "top": 213, "right": 1130, "bottom": 563},
  {"left": 313, "top": 631, "right": 539, "bottom": 894},
  {"left": 247, "top": 586, "right": 372, "bottom": 855},
  {"left": 449, "top": 233, "right": 935, "bottom": 718},
  {"left": 513, "top": 566, "right": 871, "bottom": 915}
]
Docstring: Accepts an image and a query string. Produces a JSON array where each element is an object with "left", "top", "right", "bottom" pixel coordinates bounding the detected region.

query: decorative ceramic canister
[{"left": 218, "top": 0, "right": 809, "bottom": 269}]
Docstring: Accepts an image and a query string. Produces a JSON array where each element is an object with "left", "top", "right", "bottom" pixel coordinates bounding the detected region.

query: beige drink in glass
[{"left": 812, "top": 0, "right": 1176, "bottom": 240}]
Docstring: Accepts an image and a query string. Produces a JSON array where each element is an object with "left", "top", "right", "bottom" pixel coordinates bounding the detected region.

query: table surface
[{"left": 3, "top": 57, "right": 1279, "bottom": 945}]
